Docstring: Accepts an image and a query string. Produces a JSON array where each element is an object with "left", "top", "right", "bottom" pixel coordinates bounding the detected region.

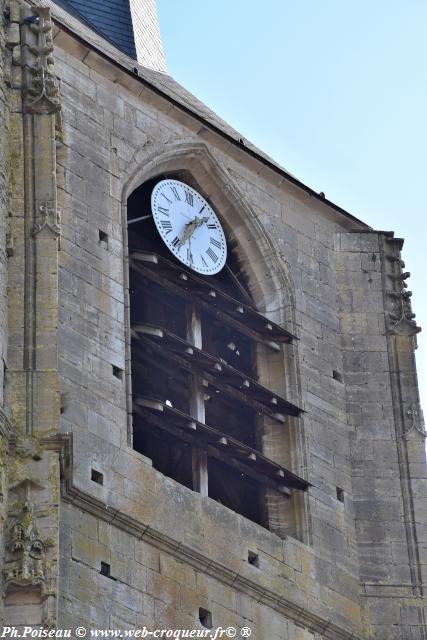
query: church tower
[{"left": 0, "top": 1, "right": 425, "bottom": 638}]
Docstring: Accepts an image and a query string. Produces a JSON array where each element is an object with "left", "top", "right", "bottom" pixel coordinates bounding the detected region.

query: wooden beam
[
  {"left": 137, "top": 337, "right": 288, "bottom": 422},
  {"left": 187, "top": 303, "right": 208, "bottom": 497},
  {"left": 192, "top": 447, "right": 208, "bottom": 495},
  {"left": 187, "top": 305, "right": 202, "bottom": 349},
  {"left": 133, "top": 397, "right": 309, "bottom": 491},
  {"left": 133, "top": 404, "right": 294, "bottom": 494},
  {"left": 131, "top": 329, "right": 301, "bottom": 418},
  {"left": 130, "top": 257, "right": 292, "bottom": 348}
]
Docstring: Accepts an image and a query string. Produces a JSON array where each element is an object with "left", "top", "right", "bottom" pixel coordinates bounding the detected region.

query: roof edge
[{"left": 47, "top": 1, "right": 371, "bottom": 230}]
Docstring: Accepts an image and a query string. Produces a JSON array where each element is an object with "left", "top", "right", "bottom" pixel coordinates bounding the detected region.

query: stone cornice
[
  {"left": 42, "top": 433, "right": 364, "bottom": 640},
  {"left": 361, "top": 582, "right": 426, "bottom": 599}
]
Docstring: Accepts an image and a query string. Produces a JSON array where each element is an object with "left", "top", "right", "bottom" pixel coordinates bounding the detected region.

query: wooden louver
[
  {"left": 130, "top": 251, "right": 297, "bottom": 348},
  {"left": 130, "top": 251, "right": 309, "bottom": 495}
]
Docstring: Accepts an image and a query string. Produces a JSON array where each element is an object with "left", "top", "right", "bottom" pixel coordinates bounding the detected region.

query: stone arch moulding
[
  {"left": 121, "top": 139, "right": 312, "bottom": 543},
  {"left": 123, "top": 140, "right": 296, "bottom": 320}
]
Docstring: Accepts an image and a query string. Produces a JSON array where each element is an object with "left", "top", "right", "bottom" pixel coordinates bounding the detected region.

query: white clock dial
[{"left": 151, "top": 179, "right": 227, "bottom": 275}]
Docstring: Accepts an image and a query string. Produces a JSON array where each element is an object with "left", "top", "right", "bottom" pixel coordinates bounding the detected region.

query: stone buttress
[{"left": 1, "top": 0, "right": 62, "bottom": 628}]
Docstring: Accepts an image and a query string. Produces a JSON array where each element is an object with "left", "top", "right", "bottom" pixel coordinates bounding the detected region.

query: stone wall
[
  {"left": 0, "top": 3, "right": 10, "bottom": 621},
  {"left": 0, "top": 0, "right": 9, "bottom": 407},
  {"left": 340, "top": 231, "right": 427, "bottom": 638},
  {"left": 52, "top": 38, "right": 369, "bottom": 637},
  {"left": 0, "top": 2, "right": 425, "bottom": 638},
  {"left": 1, "top": 0, "right": 63, "bottom": 628},
  {"left": 51, "top": 19, "right": 426, "bottom": 638},
  {"left": 59, "top": 501, "right": 342, "bottom": 639}
]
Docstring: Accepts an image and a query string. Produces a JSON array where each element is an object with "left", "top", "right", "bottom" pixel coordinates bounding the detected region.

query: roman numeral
[
  {"left": 158, "top": 206, "right": 169, "bottom": 216},
  {"left": 160, "top": 220, "right": 172, "bottom": 234},
  {"left": 201, "top": 256, "right": 208, "bottom": 268},
  {"left": 207, "top": 223, "right": 216, "bottom": 229},
  {"left": 185, "top": 191, "right": 193, "bottom": 206},
  {"left": 172, "top": 236, "right": 180, "bottom": 248},
  {"left": 171, "top": 186, "right": 181, "bottom": 201},
  {"left": 161, "top": 192, "right": 172, "bottom": 204},
  {"left": 210, "top": 237, "right": 221, "bottom": 249},
  {"left": 206, "top": 247, "right": 218, "bottom": 263},
  {"left": 199, "top": 205, "right": 205, "bottom": 214}
]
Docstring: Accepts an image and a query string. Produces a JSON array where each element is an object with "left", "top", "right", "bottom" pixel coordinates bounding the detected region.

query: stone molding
[
  {"left": 361, "top": 581, "right": 425, "bottom": 598},
  {"left": 43, "top": 433, "right": 363, "bottom": 640},
  {"left": 4, "top": 1, "right": 60, "bottom": 114},
  {"left": 4, "top": 490, "right": 48, "bottom": 593},
  {"left": 122, "top": 139, "right": 297, "bottom": 323},
  {"left": 2, "top": 476, "right": 58, "bottom": 627},
  {"left": 377, "top": 233, "right": 427, "bottom": 634},
  {"left": 21, "top": 4, "right": 61, "bottom": 115},
  {"left": 2, "top": 0, "right": 62, "bottom": 628},
  {"left": 402, "top": 403, "right": 427, "bottom": 440},
  {"left": 121, "top": 138, "right": 312, "bottom": 544},
  {"left": 31, "top": 199, "right": 61, "bottom": 238},
  {"left": 0, "top": 408, "right": 13, "bottom": 441},
  {"left": 382, "top": 233, "right": 421, "bottom": 337}
]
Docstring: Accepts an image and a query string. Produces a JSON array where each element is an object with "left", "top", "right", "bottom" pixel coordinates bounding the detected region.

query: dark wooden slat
[
  {"left": 133, "top": 398, "right": 309, "bottom": 492},
  {"left": 130, "top": 259, "right": 278, "bottom": 349},
  {"left": 129, "top": 251, "right": 296, "bottom": 344},
  {"left": 131, "top": 324, "right": 302, "bottom": 419},
  {"left": 134, "top": 346, "right": 256, "bottom": 443},
  {"left": 133, "top": 337, "right": 285, "bottom": 423}
]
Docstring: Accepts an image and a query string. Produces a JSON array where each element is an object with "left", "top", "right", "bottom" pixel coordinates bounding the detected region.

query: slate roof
[{"left": 56, "top": 0, "right": 137, "bottom": 58}]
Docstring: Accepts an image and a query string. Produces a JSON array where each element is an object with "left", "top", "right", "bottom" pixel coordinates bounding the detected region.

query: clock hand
[
  {"left": 177, "top": 218, "right": 198, "bottom": 249},
  {"left": 188, "top": 236, "right": 194, "bottom": 267},
  {"left": 177, "top": 216, "right": 210, "bottom": 250}
]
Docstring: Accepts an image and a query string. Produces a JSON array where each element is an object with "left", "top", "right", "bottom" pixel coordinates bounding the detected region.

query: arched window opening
[{"left": 127, "top": 174, "right": 309, "bottom": 533}]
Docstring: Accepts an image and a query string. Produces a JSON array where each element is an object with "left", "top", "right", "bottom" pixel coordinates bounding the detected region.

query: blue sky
[{"left": 157, "top": 0, "right": 427, "bottom": 412}]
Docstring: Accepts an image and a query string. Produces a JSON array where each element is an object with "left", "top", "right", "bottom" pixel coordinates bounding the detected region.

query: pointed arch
[
  {"left": 123, "top": 140, "right": 295, "bottom": 321},
  {"left": 121, "top": 139, "right": 311, "bottom": 542}
]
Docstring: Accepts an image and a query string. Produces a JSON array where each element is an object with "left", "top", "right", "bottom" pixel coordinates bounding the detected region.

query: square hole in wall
[
  {"left": 100, "top": 562, "right": 116, "bottom": 580},
  {"left": 199, "top": 608, "right": 212, "bottom": 629},
  {"left": 112, "top": 365, "right": 123, "bottom": 380},
  {"left": 336, "top": 487, "right": 345, "bottom": 503},
  {"left": 333, "top": 370, "right": 343, "bottom": 383},
  {"left": 99, "top": 229, "right": 108, "bottom": 247},
  {"left": 60, "top": 390, "right": 68, "bottom": 415},
  {"left": 91, "top": 469, "right": 104, "bottom": 485},
  {"left": 248, "top": 550, "right": 259, "bottom": 567}
]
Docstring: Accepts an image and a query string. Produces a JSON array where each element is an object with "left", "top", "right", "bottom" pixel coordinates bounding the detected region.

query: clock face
[{"left": 151, "top": 179, "right": 227, "bottom": 275}]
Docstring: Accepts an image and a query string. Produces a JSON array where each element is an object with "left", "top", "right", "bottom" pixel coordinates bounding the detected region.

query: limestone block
[
  {"left": 9, "top": 1, "right": 21, "bottom": 23},
  {"left": 110, "top": 550, "right": 146, "bottom": 591},
  {"left": 135, "top": 541, "right": 160, "bottom": 573},
  {"left": 146, "top": 569, "right": 180, "bottom": 605},
  {"left": 5, "top": 24, "right": 20, "bottom": 48},
  {"left": 159, "top": 554, "right": 196, "bottom": 591},
  {"left": 340, "top": 233, "right": 361, "bottom": 252},
  {"left": 353, "top": 497, "right": 402, "bottom": 522}
]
